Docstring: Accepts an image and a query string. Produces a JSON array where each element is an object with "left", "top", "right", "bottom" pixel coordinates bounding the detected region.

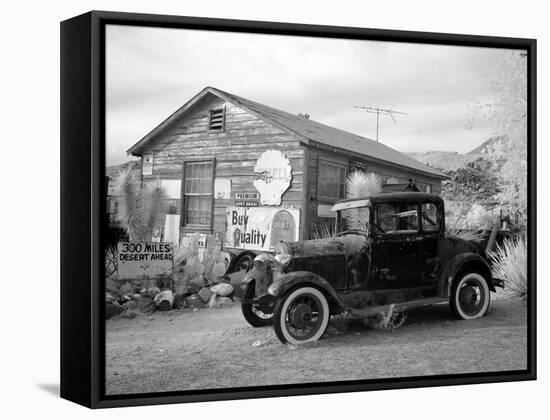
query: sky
[{"left": 106, "top": 24, "right": 518, "bottom": 166}]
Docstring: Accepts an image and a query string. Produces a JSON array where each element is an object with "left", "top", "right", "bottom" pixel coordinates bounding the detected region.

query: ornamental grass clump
[{"left": 490, "top": 236, "right": 527, "bottom": 298}]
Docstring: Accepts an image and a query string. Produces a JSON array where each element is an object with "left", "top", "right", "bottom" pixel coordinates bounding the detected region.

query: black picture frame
[{"left": 60, "top": 10, "right": 537, "bottom": 409}]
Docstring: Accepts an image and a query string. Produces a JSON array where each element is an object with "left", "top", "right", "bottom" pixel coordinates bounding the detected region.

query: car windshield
[{"left": 337, "top": 206, "right": 371, "bottom": 235}]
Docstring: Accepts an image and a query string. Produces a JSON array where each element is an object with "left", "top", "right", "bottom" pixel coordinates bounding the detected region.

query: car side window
[
  {"left": 375, "top": 203, "right": 419, "bottom": 234},
  {"left": 421, "top": 203, "right": 439, "bottom": 232}
]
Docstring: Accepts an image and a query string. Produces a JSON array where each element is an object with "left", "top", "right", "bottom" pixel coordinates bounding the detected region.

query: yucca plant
[
  {"left": 114, "top": 168, "right": 166, "bottom": 242},
  {"left": 490, "top": 236, "right": 527, "bottom": 297},
  {"left": 445, "top": 216, "right": 486, "bottom": 242},
  {"left": 114, "top": 168, "right": 143, "bottom": 241},
  {"left": 345, "top": 171, "right": 381, "bottom": 231}
]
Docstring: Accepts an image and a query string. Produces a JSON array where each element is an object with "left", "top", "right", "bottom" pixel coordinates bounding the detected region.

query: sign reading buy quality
[
  {"left": 225, "top": 207, "right": 300, "bottom": 252},
  {"left": 117, "top": 242, "right": 173, "bottom": 280}
]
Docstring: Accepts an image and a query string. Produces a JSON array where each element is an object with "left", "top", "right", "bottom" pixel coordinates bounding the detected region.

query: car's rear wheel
[
  {"left": 450, "top": 271, "right": 490, "bottom": 320},
  {"left": 241, "top": 282, "right": 274, "bottom": 327},
  {"left": 273, "top": 286, "right": 330, "bottom": 345}
]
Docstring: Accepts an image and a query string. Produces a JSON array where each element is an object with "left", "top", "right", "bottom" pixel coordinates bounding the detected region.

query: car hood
[
  {"left": 284, "top": 235, "right": 369, "bottom": 258},
  {"left": 284, "top": 238, "right": 346, "bottom": 258}
]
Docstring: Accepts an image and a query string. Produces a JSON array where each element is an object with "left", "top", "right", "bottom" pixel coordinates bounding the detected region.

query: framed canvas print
[{"left": 60, "top": 11, "right": 536, "bottom": 408}]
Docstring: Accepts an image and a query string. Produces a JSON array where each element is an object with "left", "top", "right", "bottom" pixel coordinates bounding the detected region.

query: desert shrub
[
  {"left": 446, "top": 215, "right": 486, "bottom": 242},
  {"left": 365, "top": 304, "right": 407, "bottom": 330},
  {"left": 490, "top": 236, "right": 527, "bottom": 297}
]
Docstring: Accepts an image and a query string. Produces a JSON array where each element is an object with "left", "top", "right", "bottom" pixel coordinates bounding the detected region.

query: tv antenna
[{"left": 353, "top": 106, "right": 407, "bottom": 142}]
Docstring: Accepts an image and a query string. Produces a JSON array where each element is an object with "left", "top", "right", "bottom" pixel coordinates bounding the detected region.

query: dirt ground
[{"left": 105, "top": 295, "right": 527, "bottom": 395}]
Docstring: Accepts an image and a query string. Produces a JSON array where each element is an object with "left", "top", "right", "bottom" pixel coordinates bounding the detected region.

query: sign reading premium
[
  {"left": 225, "top": 207, "right": 300, "bottom": 251},
  {"left": 117, "top": 242, "right": 173, "bottom": 279},
  {"left": 252, "top": 150, "right": 292, "bottom": 205},
  {"left": 235, "top": 192, "right": 259, "bottom": 200},
  {"left": 235, "top": 192, "right": 260, "bottom": 207}
]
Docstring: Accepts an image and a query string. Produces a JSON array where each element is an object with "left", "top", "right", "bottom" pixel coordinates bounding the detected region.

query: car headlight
[
  {"left": 253, "top": 254, "right": 272, "bottom": 272},
  {"left": 274, "top": 253, "right": 292, "bottom": 267},
  {"left": 274, "top": 242, "right": 290, "bottom": 256}
]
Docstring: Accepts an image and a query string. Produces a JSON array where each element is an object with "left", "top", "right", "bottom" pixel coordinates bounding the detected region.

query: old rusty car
[{"left": 237, "top": 192, "right": 502, "bottom": 345}]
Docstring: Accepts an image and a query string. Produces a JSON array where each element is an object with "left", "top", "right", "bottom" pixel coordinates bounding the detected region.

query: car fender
[
  {"left": 232, "top": 266, "right": 271, "bottom": 299},
  {"left": 439, "top": 252, "right": 495, "bottom": 297},
  {"left": 267, "top": 271, "right": 346, "bottom": 311}
]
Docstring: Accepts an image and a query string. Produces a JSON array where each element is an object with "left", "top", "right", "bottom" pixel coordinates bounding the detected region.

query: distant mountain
[
  {"left": 407, "top": 151, "right": 481, "bottom": 173},
  {"left": 408, "top": 136, "right": 507, "bottom": 173},
  {"left": 466, "top": 136, "right": 507, "bottom": 155}
]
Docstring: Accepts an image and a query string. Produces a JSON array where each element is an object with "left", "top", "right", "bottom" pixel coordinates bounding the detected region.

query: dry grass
[
  {"left": 490, "top": 236, "right": 527, "bottom": 297},
  {"left": 311, "top": 223, "right": 335, "bottom": 240}
]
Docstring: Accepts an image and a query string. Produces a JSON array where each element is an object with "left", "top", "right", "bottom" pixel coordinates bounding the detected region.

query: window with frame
[
  {"left": 421, "top": 203, "right": 439, "bottom": 232},
  {"left": 318, "top": 161, "right": 347, "bottom": 202},
  {"left": 209, "top": 107, "right": 225, "bottom": 131},
  {"left": 374, "top": 203, "right": 419, "bottom": 234},
  {"left": 182, "top": 161, "right": 214, "bottom": 227}
]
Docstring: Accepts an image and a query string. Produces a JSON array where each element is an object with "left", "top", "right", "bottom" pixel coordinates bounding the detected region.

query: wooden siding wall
[
  {"left": 306, "top": 146, "right": 443, "bottom": 239},
  {"left": 140, "top": 94, "right": 305, "bottom": 239}
]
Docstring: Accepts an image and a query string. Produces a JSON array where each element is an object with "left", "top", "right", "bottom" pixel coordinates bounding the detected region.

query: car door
[
  {"left": 370, "top": 202, "right": 425, "bottom": 290},
  {"left": 418, "top": 202, "right": 443, "bottom": 288}
]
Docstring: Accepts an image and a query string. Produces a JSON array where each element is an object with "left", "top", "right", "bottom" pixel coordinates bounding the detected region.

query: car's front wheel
[
  {"left": 241, "top": 282, "right": 274, "bottom": 327},
  {"left": 450, "top": 271, "right": 490, "bottom": 320},
  {"left": 273, "top": 286, "right": 330, "bottom": 345}
]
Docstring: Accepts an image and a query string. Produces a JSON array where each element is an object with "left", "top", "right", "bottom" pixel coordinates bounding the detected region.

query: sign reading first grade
[{"left": 117, "top": 242, "right": 173, "bottom": 280}]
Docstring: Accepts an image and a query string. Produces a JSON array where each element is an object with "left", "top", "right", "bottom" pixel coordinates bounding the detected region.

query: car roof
[{"left": 336, "top": 192, "right": 444, "bottom": 206}]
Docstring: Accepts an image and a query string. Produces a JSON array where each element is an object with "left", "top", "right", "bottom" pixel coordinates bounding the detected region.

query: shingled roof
[{"left": 127, "top": 87, "right": 448, "bottom": 179}]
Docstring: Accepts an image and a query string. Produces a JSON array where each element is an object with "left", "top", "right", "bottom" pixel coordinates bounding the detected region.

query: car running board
[{"left": 345, "top": 297, "right": 449, "bottom": 317}]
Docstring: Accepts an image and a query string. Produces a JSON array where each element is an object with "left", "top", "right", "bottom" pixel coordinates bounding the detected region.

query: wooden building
[{"left": 126, "top": 87, "right": 448, "bottom": 263}]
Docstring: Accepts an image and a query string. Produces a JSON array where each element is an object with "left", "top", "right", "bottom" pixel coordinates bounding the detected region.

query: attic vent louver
[{"left": 209, "top": 107, "right": 225, "bottom": 131}]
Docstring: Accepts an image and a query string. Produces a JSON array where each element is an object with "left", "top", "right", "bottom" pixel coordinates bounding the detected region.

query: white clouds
[{"left": 106, "top": 24, "right": 516, "bottom": 165}]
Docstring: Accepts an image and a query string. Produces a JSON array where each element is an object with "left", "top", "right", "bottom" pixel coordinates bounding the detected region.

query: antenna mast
[{"left": 353, "top": 106, "right": 407, "bottom": 142}]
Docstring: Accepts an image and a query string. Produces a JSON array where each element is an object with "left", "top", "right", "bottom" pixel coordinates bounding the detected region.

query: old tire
[
  {"left": 450, "top": 271, "right": 490, "bottom": 320},
  {"left": 273, "top": 286, "right": 330, "bottom": 345},
  {"left": 241, "top": 283, "right": 273, "bottom": 327}
]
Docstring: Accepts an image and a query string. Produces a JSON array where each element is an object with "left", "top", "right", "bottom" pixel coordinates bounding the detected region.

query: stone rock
[
  {"left": 131, "top": 293, "right": 142, "bottom": 300},
  {"left": 139, "top": 288, "right": 147, "bottom": 296},
  {"left": 147, "top": 286, "right": 161, "bottom": 297},
  {"left": 153, "top": 290, "right": 174, "bottom": 306},
  {"left": 198, "top": 287, "right": 213, "bottom": 303},
  {"left": 211, "top": 282, "right": 233, "bottom": 297},
  {"left": 173, "top": 294, "right": 187, "bottom": 309},
  {"left": 158, "top": 300, "right": 172, "bottom": 312},
  {"left": 216, "top": 297, "right": 234, "bottom": 308},
  {"left": 174, "top": 283, "right": 191, "bottom": 296},
  {"left": 105, "top": 293, "right": 114, "bottom": 304},
  {"left": 105, "top": 303, "right": 125, "bottom": 319},
  {"left": 125, "top": 300, "right": 138, "bottom": 311},
  {"left": 187, "top": 293, "right": 205, "bottom": 309},
  {"left": 119, "top": 282, "right": 133, "bottom": 295},
  {"left": 121, "top": 310, "right": 137, "bottom": 319},
  {"left": 138, "top": 297, "right": 157, "bottom": 314}
]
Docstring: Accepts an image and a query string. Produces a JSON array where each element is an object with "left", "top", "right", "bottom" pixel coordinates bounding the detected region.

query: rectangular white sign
[
  {"left": 225, "top": 207, "right": 300, "bottom": 252},
  {"left": 214, "top": 178, "right": 231, "bottom": 199}
]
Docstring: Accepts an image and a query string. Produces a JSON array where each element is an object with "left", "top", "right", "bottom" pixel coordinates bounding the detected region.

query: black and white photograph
[{"left": 103, "top": 21, "right": 531, "bottom": 396}]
